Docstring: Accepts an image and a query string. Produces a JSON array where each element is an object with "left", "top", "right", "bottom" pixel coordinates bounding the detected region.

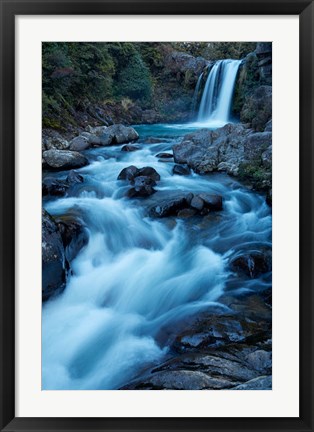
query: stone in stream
[
  {"left": 66, "top": 170, "right": 84, "bottom": 185},
  {"left": 57, "top": 218, "right": 88, "bottom": 264},
  {"left": 117, "top": 165, "right": 139, "bottom": 181},
  {"left": 173, "top": 164, "right": 191, "bottom": 175},
  {"left": 198, "top": 193, "right": 223, "bottom": 211},
  {"left": 137, "top": 167, "right": 160, "bottom": 182},
  {"left": 121, "top": 145, "right": 140, "bottom": 152},
  {"left": 127, "top": 176, "right": 156, "bottom": 197},
  {"left": 117, "top": 166, "right": 160, "bottom": 185},
  {"left": 43, "top": 149, "right": 88, "bottom": 170},
  {"left": 155, "top": 152, "right": 173, "bottom": 159},
  {"left": 42, "top": 209, "right": 66, "bottom": 301},
  {"left": 230, "top": 251, "right": 271, "bottom": 278},
  {"left": 149, "top": 193, "right": 189, "bottom": 218},
  {"left": 42, "top": 178, "right": 69, "bottom": 196},
  {"left": 190, "top": 196, "right": 204, "bottom": 211}
]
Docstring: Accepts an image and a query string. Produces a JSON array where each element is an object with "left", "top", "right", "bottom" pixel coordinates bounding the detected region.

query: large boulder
[
  {"left": 164, "top": 51, "right": 208, "bottom": 87},
  {"left": 172, "top": 123, "right": 272, "bottom": 193},
  {"left": 43, "top": 149, "right": 88, "bottom": 170},
  {"left": 69, "top": 135, "right": 90, "bottom": 151},
  {"left": 100, "top": 124, "right": 139, "bottom": 146},
  {"left": 42, "top": 209, "right": 66, "bottom": 301},
  {"left": 42, "top": 130, "right": 70, "bottom": 151}
]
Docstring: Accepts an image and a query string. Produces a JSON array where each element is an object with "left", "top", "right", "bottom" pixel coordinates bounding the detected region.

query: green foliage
[
  {"left": 238, "top": 162, "right": 271, "bottom": 191},
  {"left": 115, "top": 50, "right": 152, "bottom": 102}
]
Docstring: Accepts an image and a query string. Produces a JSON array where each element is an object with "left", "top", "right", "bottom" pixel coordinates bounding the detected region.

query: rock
[
  {"left": 264, "top": 119, "right": 272, "bottom": 132},
  {"left": 261, "top": 146, "right": 272, "bottom": 168},
  {"left": 232, "top": 375, "right": 272, "bottom": 390},
  {"left": 121, "top": 145, "right": 140, "bottom": 152},
  {"left": 127, "top": 176, "right": 156, "bottom": 197},
  {"left": 173, "top": 314, "right": 271, "bottom": 352},
  {"left": 198, "top": 193, "right": 223, "bottom": 211},
  {"left": 149, "top": 193, "right": 189, "bottom": 218},
  {"left": 57, "top": 219, "right": 88, "bottom": 264},
  {"left": 164, "top": 51, "right": 208, "bottom": 86},
  {"left": 42, "top": 178, "right": 69, "bottom": 196},
  {"left": 117, "top": 165, "right": 139, "bottom": 181},
  {"left": 69, "top": 135, "right": 90, "bottom": 151},
  {"left": 42, "top": 209, "right": 66, "bottom": 301},
  {"left": 190, "top": 196, "right": 204, "bottom": 211},
  {"left": 173, "top": 164, "right": 190, "bottom": 175},
  {"left": 100, "top": 124, "right": 139, "bottom": 145},
  {"left": 177, "top": 208, "right": 197, "bottom": 218},
  {"left": 85, "top": 125, "right": 108, "bottom": 136},
  {"left": 42, "top": 130, "right": 70, "bottom": 151},
  {"left": 43, "top": 149, "right": 88, "bottom": 170},
  {"left": 145, "top": 137, "right": 164, "bottom": 144},
  {"left": 172, "top": 123, "right": 272, "bottom": 193},
  {"left": 155, "top": 152, "right": 173, "bottom": 159},
  {"left": 137, "top": 167, "right": 161, "bottom": 182},
  {"left": 245, "top": 350, "right": 272, "bottom": 374},
  {"left": 117, "top": 166, "right": 160, "bottom": 184},
  {"left": 240, "top": 85, "right": 272, "bottom": 131},
  {"left": 125, "top": 370, "right": 232, "bottom": 390},
  {"left": 66, "top": 170, "right": 84, "bottom": 185},
  {"left": 230, "top": 251, "right": 271, "bottom": 278}
]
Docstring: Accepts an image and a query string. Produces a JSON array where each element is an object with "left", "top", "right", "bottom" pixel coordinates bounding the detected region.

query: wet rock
[
  {"left": 127, "top": 176, "right": 156, "bottom": 198},
  {"left": 232, "top": 375, "right": 272, "bottom": 390},
  {"left": 173, "top": 164, "right": 191, "bottom": 175},
  {"left": 190, "top": 196, "right": 204, "bottom": 211},
  {"left": 69, "top": 135, "right": 90, "bottom": 151},
  {"left": 57, "top": 218, "right": 88, "bottom": 264},
  {"left": 137, "top": 167, "right": 161, "bottom": 182},
  {"left": 66, "top": 170, "right": 84, "bottom": 185},
  {"left": 198, "top": 193, "right": 223, "bottom": 211},
  {"left": 121, "top": 145, "right": 140, "bottom": 152},
  {"left": 42, "top": 209, "right": 66, "bottom": 301},
  {"left": 149, "top": 194, "right": 189, "bottom": 218},
  {"left": 177, "top": 208, "right": 197, "bottom": 218},
  {"left": 117, "top": 165, "right": 139, "bottom": 181},
  {"left": 230, "top": 251, "right": 271, "bottom": 278},
  {"left": 173, "top": 314, "right": 271, "bottom": 352},
  {"left": 145, "top": 137, "right": 164, "bottom": 144},
  {"left": 42, "top": 178, "right": 69, "bottom": 196},
  {"left": 43, "top": 149, "right": 88, "bottom": 170},
  {"left": 155, "top": 152, "right": 173, "bottom": 159}
]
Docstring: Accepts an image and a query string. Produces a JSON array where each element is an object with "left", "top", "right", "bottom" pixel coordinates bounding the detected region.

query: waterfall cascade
[{"left": 194, "top": 59, "right": 241, "bottom": 126}]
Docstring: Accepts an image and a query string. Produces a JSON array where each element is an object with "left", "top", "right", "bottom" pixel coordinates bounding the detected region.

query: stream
[{"left": 42, "top": 123, "right": 272, "bottom": 390}]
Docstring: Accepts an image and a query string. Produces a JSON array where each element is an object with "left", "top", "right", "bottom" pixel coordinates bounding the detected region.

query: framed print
[{"left": 0, "top": 0, "right": 313, "bottom": 431}]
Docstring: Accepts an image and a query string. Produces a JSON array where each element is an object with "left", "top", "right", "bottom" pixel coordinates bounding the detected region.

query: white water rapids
[{"left": 42, "top": 124, "right": 271, "bottom": 390}]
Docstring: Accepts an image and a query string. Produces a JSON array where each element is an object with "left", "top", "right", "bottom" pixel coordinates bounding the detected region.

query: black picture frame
[{"left": 0, "top": 0, "right": 313, "bottom": 431}]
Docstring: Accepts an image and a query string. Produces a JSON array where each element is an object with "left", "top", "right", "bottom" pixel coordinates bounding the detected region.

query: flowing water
[
  {"left": 42, "top": 124, "right": 272, "bottom": 390},
  {"left": 195, "top": 59, "right": 241, "bottom": 127}
]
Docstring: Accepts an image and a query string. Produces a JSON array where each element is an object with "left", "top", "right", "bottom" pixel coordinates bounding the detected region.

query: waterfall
[
  {"left": 196, "top": 59, "right": 241, "bottom": 125},
  {"left": 190, "top": 72, "right": 203, "bottom": 118}
]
